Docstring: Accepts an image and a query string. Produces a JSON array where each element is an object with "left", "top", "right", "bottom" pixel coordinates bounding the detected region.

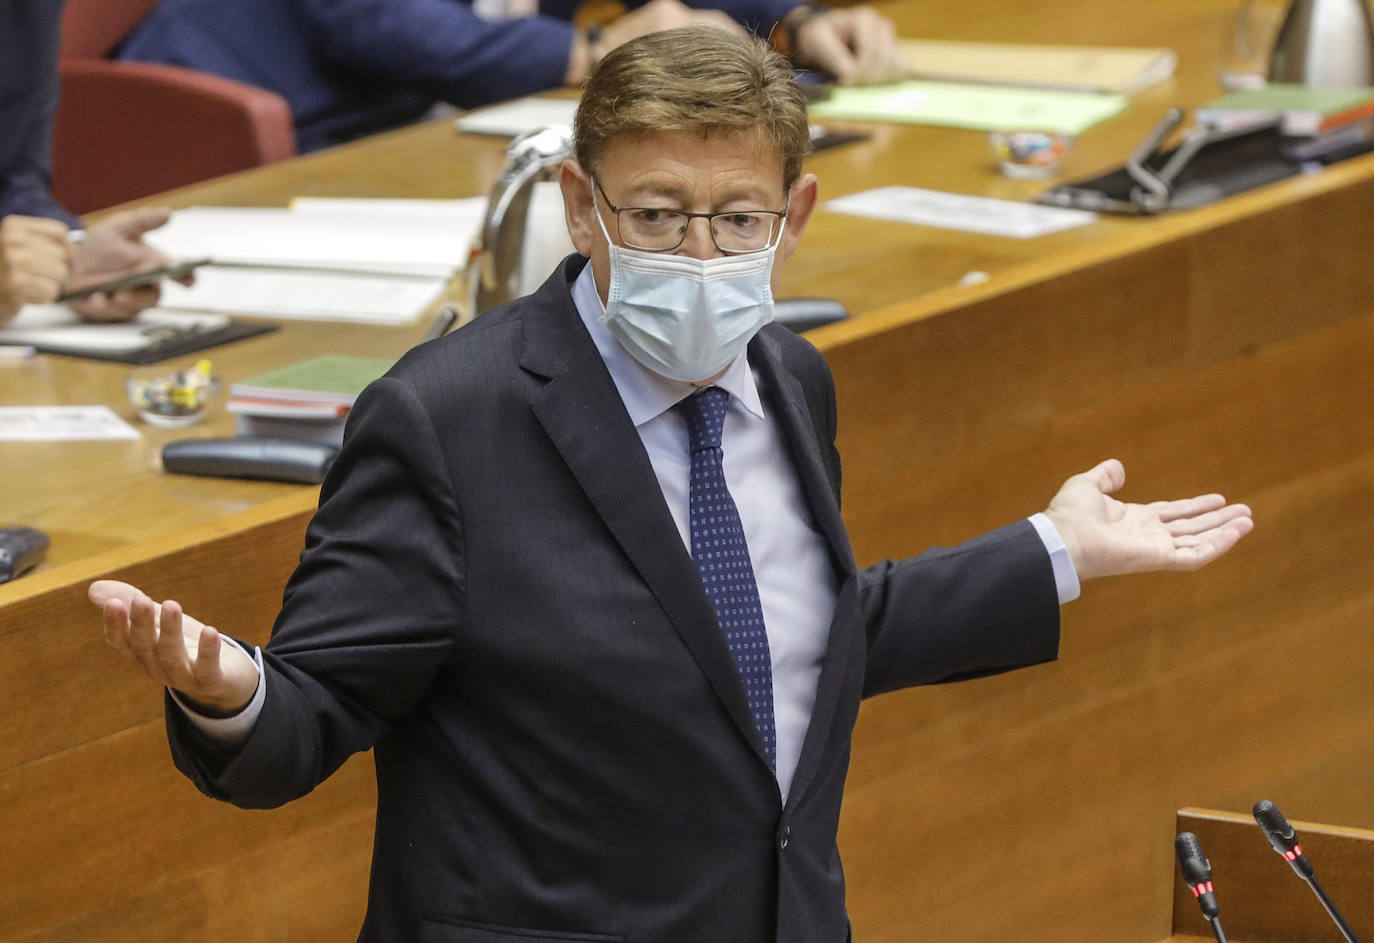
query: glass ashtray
[
  {"left": 989, "top": 130, "right": 1072, "bottom": 179},
  {"left": 125, "top": 360, "right": 221, "bottom": 428}
]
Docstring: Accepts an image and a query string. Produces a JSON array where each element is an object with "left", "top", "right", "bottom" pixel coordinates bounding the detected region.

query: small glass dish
[
  {"left": 125, "top": 359, "right": 221, "bottom": 428},
  {"left": 989, "top": 130, "right": 1072, "bottom": 179}
]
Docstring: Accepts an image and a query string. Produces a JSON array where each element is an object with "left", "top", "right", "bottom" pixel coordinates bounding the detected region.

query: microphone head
[
  {"left": 1175, "top": 831, "right": 1220, "bottom": 918},
  {"left": 1175, "top": 831, "right": 1205, "bottom": 864},
  {"left": 1253, "top": 799, "right": 1295, "bottom": 840},
  {"left": 1176, "top": 832, "right": 1213, "bottom": 885}
]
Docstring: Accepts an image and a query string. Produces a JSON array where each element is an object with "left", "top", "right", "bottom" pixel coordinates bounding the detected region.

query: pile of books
[
  {"left": 227, "top": 354, "right": 394, "bottom": 446},
  {"left": 1195, "top": 83, "right": 1374, "bottom": 162}
]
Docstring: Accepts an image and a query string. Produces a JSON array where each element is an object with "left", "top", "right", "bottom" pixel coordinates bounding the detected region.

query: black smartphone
[{"left": 58, "top": 257, "right": 210, "bottom": 302}]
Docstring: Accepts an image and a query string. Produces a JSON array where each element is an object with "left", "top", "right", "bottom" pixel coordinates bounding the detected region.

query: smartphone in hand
[{"left": 58, "top": 257, "right": 210, "bottom": 302}]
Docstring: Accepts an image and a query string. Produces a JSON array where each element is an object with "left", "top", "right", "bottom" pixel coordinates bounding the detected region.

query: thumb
[
  {"left": 1079, "top": 458, "right": 1126, "bottom": 495},
  {"left": 103, "top": 207, "right": 173, "bottom": 239}
]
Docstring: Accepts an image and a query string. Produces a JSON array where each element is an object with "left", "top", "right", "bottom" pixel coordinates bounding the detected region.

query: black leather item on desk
[
  {"left": 1037, "top": 120, "right": 1302, "bottom": 215},
  {"left": 0, "top": 526, "right": 50, "bottom": 584},
  {"left": 774, "top": 298, "right": 849, "bottom": 333},
  {"left": 162, "top": 437, "right": 340, "bottom": 484}
]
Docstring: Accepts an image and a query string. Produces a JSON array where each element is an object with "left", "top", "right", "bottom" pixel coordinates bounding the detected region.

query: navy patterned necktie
[{"left": 675, "top": 386, "right": 776, "bottom": 771}]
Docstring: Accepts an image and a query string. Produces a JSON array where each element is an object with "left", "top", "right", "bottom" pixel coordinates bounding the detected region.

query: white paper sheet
[
  {"left": 822, "top": 186, "right": 1097, "bottom": 238},
  {"left": 157, "top": 267, "right": 448, "bottom": 324},
  {"left": 455, "top": 97, "right": 579, "bottom": 137},
  {"left": 0, "top": 406, "right": 140, "bottom": 441},
  {"left": 144, "top": 206, "right": 470, "bottom": 277}
]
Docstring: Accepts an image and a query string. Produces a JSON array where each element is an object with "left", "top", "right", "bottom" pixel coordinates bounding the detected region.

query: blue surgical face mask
[{"left": 593, "top": 189, "right": 780, "bottom": 383}]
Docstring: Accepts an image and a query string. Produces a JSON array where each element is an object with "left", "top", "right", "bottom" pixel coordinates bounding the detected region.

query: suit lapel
[{"left": 520, "top": 260, "right": 770, "bottom": 768}]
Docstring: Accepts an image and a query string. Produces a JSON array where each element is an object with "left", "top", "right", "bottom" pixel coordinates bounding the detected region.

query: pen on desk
[
  {"left": 0, "top": 345, "right": 37, "bottom": 361},
  {"left": 422, "top": 304, "right": 460, "bottom": 342}
]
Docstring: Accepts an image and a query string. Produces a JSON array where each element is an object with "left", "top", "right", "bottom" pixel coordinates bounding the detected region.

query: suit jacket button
[{"left": 779, "top": 824, "right": 791, "bottom": 850}]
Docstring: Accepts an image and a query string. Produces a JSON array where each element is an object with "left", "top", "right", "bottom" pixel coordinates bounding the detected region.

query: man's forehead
[{"left": 598, "top": 128, "right": 786, "bottom": 193}]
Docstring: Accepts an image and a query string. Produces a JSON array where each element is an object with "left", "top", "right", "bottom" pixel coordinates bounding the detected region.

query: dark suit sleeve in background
[{"left": 0, "top": 1, "right": 81, "bottom": 226}]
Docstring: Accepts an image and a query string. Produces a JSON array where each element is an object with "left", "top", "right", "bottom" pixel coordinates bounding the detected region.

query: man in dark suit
[{"left": 90, "top": 27, "right": 1252, "bottom": 942}]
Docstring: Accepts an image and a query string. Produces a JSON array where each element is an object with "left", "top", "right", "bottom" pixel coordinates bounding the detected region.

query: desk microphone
[
  {"left": 1253, "top": 800, "right": 1364, "bottom": 943},
  {"left": 1176, "top": 831, "right": 1228, "bottom": 943}
]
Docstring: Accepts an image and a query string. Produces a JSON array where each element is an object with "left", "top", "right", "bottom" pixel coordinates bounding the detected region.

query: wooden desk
[{"left": 6, "top": 1, "right": 1374, "bottom": 940}]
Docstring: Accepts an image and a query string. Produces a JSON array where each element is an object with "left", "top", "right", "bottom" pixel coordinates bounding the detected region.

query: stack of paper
[
  {"left": 146, "top": 198, "right": 489, "bottom": 325},
  {"left": 227, "top": 353, "right": 395, "bottom": 445}
]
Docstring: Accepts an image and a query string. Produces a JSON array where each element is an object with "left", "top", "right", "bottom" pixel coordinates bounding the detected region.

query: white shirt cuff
[
  {"left": 1028, "top": 512, "right": 1081, "bottom": 604},
  {"left": 168, "top": 639, "right": 266, "bottom": 746}
]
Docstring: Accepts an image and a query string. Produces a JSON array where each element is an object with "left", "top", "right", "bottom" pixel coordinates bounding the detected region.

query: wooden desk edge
[{"left": 0, "top": 486, "right": 320, "bottom": 615}]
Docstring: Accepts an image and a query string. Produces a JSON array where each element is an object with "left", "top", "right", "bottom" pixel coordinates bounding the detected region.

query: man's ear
[
  {"left": 778, "top": 172, "right": 818, "bottom": 262},
  {"left": 560, "top": 159, "right": 597, "bottom": 256}
]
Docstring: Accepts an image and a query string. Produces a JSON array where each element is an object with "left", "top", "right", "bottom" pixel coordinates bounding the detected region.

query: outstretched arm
[{"left": 1042, "top": 459, "right": 1254, "bottom": 581}]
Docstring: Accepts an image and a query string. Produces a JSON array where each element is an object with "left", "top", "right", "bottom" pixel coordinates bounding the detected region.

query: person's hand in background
[
  {"left": 66, "top": 207, "right": 180, "bottom": 322},
  {"left": 0, "top": 214, "right": 72, "bottom": 325},
  {"left": 790, "top": 5, "right": 905, "bottom": 85}
]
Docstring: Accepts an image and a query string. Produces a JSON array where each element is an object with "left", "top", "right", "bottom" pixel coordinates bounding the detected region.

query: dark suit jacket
[{"left": 169, "top": 255, "right": 1060, "bottom": 942}]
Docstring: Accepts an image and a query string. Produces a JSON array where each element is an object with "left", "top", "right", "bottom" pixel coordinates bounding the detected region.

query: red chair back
[{"left": 53, "top": 61, "right": 296, "bottom": 213}]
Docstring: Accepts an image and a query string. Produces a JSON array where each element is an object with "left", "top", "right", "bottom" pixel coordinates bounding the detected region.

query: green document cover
[
  {"left": 230, "top": 354, "right": 395, "bottom": 404},
  {"left": 808, "top": 80, "right": 1129, "bottom": 136}
]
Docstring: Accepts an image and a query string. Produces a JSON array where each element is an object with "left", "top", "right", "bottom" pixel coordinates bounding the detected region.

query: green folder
[{"left": 809, "top": 80, "right": 1129, "bottom": 136}]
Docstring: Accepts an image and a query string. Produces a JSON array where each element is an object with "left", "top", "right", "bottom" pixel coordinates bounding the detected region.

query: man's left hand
[
  {"left": 68, "top": 207, "right": 176, "bottom": 322},
  {"left": 792, "top": 5, "right": 905, "bottom": 86},
  {"left": 1044, "top": 459, "right": 1254, "bottom": 581}
]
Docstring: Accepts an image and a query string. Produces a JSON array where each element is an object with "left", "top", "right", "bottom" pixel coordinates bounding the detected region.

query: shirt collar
[{"left": 570, "top": 261, "right": 765, "bottom": 427}]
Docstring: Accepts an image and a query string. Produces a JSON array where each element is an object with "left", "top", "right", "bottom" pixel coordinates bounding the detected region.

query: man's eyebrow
[{"left": 624, "top": 182, "right": 773, "bottom": 207}]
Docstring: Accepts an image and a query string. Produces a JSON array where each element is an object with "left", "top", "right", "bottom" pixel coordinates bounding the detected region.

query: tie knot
[{"left": 676, "top": 386, "right": 729, "bottom": 453}]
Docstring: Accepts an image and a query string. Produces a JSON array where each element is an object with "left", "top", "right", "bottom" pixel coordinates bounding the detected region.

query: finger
[
  {"left": 71, "top": 284, "right": 155, "bottom": 320},
  {"left": 156, "top": 599, "right": 192, "bottom": 681},
  {"left": 803, "top": 22, "right": 860, "bottom": 84},
  {"left": 2, "top": 215, "right": 71, "bottom": 253},
  {"left": 101, "top": 207, "right": 173, "bottom": 239},
  {"left": 849, "top": 10, "right": 896, "bottom": 83},
  {"left": 1176, "top": 501, "right": 1251, "bottom": 533},
  {"left": 1150, "top": 493, "right": 1228, "bottom": 523},
  {"left": 102, "top": 597, "right": 133, "bottom": 653},
  {"left": 191, "top": 625, "right": 224, "bottom": 690},
  {"left": 8, "top": 270, "right": 65, "bottom": 306},
  {"left": 90, "top": 579, "right": 141, "bottom": 607},
  {"left": 125, "top": 592, "right": 163, "bottom": 679}
]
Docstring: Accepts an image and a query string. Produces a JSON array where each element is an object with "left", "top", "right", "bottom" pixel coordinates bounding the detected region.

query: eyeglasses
[{"left": 594, "top": 178, "right": 787, "bottom": 254}]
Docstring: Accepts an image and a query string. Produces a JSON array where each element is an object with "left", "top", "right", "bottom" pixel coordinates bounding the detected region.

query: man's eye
[
  {"left": 628, "top": 208, "right": 677, "bottom": 226},
  {"left": 721, "top": 214, "right": 760, "bottom": 230}
]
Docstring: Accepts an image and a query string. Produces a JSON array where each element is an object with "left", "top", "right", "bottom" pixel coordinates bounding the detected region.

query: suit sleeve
[
  {"left": 857, "top": 521, "right": 1061, "bottom": 698},
  {"left": 0, "top": 18, "right": 79, "bottom": 225},
  {"left": 301, "top": 0, "right": 575, "bottom": 108},
  {"left": 167, "top": 376, "right": 466, "bottom": 808}
]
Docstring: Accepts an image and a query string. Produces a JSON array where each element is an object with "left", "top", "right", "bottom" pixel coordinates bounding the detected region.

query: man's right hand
[
  {"left": 0, "top": 214, "right": 72, "bottom": 324},
  {"left": 90, "top": 580, "right": 259, "bottom": 717}
]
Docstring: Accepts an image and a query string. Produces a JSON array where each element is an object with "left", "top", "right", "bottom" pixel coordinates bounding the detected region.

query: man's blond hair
[{"left": 574, "top": 26, "right": 811, "bottom": 188}]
